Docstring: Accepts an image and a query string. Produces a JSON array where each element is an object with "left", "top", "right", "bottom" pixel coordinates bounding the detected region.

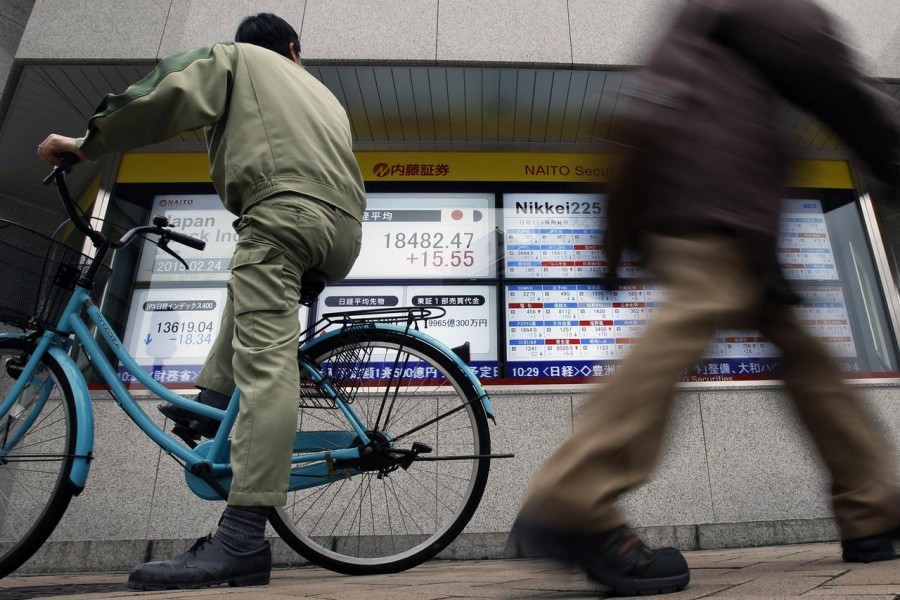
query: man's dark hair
[{"left": 235, "top": 13, "right": 300, "bottom": 59}]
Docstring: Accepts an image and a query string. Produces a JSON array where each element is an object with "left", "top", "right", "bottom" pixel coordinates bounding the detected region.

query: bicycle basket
[
  {"left": 0, "top": 220, "right": 110, "bottom": 330},
  {"left": 300, "top": 325, "right": 381, "bottom": 409},
  {"left": 299, "top": 378, "right": 339, "bottom": 409}
]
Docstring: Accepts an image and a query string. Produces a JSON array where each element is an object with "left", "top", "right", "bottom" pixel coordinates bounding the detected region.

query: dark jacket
[{"left": 606, "top": 0, "right": 899, "bottom": 301}]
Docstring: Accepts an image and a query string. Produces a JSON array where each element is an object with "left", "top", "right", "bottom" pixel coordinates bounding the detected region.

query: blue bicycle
[{"left": 0, "top": 156, "right": 504, "bottom": 577}]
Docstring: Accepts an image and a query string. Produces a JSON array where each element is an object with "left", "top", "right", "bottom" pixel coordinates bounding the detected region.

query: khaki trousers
[
  {"left": 195, "top": 193, "right": 362, "bottom": 506},
  {"left": 522, "top": 234, "right": 899, "bottom": 540}
]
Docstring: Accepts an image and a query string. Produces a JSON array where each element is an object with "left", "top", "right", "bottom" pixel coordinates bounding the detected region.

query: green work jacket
[{"left": 77, "top": 43, "right": 366, "bottom": 222}]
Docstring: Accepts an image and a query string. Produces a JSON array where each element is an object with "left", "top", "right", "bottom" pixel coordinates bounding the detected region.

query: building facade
[{"left": 1, "top": 0, "right": 900, "bottom": 574}]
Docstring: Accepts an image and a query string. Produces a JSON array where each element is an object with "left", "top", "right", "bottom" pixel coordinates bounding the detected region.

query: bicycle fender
[
  {"left": 46, "top": 345, "right": 95, "bottom": 492},
  {"left": 308, "top": 325, "right": 496, "bottom": 421},
  {"left": 404, "top": 328, "right": 496, "bottom": 420}
]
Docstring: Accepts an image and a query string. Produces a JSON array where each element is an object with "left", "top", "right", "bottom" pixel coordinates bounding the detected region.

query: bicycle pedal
[
  {"left": 172, "top": 424, "right": 200, "bottom": 448},
  {"left": 188, "top": 418, "right": 221, "bottom": 439}
]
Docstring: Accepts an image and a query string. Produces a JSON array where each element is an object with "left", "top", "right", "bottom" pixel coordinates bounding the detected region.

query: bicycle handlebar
[
  {"left": 167, "top": 228, "right": 207, "bottom": 251},
  {"left": 42, "top": 152, "right": 207, "bottom": 253},
  {"left": 43, "top": 153, "right": 105, "bottom": 247}
]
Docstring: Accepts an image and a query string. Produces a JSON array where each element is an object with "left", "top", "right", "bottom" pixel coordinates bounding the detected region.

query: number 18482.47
[{"left": 384, "top": 232, "right": 474, "bottom": 249}]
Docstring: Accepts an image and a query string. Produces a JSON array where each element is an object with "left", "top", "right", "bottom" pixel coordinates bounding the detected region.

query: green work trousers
[
  {"left": 521, "top": 234, "right": 900, "bottom": 541},
  {"left": 195, "top": 193, "right": 362, "bottom": 506}
]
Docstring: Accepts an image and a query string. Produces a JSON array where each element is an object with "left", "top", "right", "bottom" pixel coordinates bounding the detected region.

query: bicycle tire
[
  {"left": 0, "top": 338, "right": 78, "bottom": 578},
  {"left": 270, "top": 325, "right": 491, "bottom": 575}
]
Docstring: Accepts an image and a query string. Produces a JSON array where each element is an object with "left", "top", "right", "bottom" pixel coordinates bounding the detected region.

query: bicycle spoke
[
  {"left": 327, "top": 475, "right": 366, "bottom": 539},
  {"left": 397, "top": 467, "right": 460, "bottom": 515},
  {"left": 389, "top": 400, "right": 474, "bottom": 445},
  {"left": 385, "top": 475, "right": 425, "bottom": 534},
  {"left": 299, "top": 408, "right": 347, "bottom": 432},
  {"left": 0, "top": 465, "right": 67, "bottom": 478},
  {"left": 382, "top": 483, "right": 396, "bottom": 557},
  {"left": 355, "top": 474, "right": 370, "bottom": 557},
  {"left": 1, "top": 404, "right": 64, "bottom": 441}
]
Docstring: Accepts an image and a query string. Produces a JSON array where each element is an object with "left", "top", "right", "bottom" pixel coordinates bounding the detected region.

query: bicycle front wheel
[
  {"left": 270, "top": 325, "right": 491, "bottom": 575},
  {"left": 0, "top": 338, "right": 77, "bottom": 578}
]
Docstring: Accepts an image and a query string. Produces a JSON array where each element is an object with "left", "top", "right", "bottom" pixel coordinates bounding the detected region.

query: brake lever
[
  {"left": 157, "top": 237, "right": 189, "bottom": 270},
  {"left": 42, "top": 166, "right": 63, "bottom": 186},
  {"left": 42, "top": 153, "right": 80, "bottom": 185}
]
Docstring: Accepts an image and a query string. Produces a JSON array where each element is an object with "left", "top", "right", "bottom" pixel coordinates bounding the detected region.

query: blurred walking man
[{"left": 513, "top": 0, "right": 900, "bottom": 596}]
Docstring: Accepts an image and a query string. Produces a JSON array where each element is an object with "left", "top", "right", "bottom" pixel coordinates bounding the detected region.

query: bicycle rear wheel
[
  {"left": 270, "top": 325, "right": 491, "bottom": 575},
  {"left": 0, "top": 338, "right": 77, "bottom": 578}
]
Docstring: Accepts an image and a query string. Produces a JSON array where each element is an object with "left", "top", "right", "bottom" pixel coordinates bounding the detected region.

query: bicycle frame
[
  {"left": 1, "top": 274, "right": 497, "bottom": 501},
  {"left": 0, "top": 283, "right": 369, "bottom": 497}
]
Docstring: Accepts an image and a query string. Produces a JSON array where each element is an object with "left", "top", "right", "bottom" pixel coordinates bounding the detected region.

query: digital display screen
[
  {"left": 316, "top": 284, "right": 499, "bottom": 380},
  {"left": 347, "top": 194, "right": 496, "bottom": 279},
  {"left": 121, "top": 190, "right": 878, "bottom": 386},
  {"left": 504, "top": 282, "right": 859, "bottom": 381},
  {"left": 778, "top": 199, "right": 838, "bottom": 280},
  {"left": 503, "top": 193, "right": 642, "bottom": 279},
  {"left": 135, "top": 195, "right": 236, "bottom": 283},
  {"left": 121, "top": 287, "right": 308, "bottom": 387}
]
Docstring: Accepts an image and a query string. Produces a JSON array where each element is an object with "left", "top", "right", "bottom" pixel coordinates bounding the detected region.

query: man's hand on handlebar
[{"left": 37, "top": 134, "right": 87, "bottom": 167}]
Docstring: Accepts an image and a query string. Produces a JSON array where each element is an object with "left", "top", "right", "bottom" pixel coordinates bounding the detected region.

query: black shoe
[
  {"left": 158, "top": 389, "right": 230, "bottom": 440},
  {"left": 127, "top": 535, "right": 271, "bottom": 590},
  {"left": 511, "top": 517, "right": 689, "bottom": 596},
  {"left": 842, "top": 526, "right": 900, "bottom": 563}
]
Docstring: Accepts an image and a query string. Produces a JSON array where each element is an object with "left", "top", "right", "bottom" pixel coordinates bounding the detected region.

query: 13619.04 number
[{"left": 156, "top": 320, "right": 215, "bottom": 334}]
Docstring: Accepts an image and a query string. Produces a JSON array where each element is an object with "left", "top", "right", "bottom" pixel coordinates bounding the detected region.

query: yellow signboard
[
  {"left": 355, "top": 152, "right": 619, "bottom": 182},
  {"left": 117, "top": 151, "right": 853, "bottom": 189}
]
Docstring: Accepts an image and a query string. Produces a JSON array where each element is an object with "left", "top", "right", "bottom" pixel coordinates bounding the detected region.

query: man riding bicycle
[{"left": 38, "top": 13, "right": 365, "bottom": 590}]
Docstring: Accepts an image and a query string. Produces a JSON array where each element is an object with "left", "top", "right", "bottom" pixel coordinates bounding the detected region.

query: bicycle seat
[{"left": 299, "top": 270, "right": 328, "bottom": 306}]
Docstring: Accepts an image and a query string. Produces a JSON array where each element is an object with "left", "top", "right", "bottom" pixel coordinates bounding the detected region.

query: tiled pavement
[{"left": 3, "top": 543, "right": 900, "bottom": 599}]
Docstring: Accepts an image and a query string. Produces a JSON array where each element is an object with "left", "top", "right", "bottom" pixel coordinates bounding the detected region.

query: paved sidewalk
[{"left": 3, "top": 542, "right": 900, "bottom": 599}]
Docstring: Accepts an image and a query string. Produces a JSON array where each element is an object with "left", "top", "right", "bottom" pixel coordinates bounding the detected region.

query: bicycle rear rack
[
  {"left": 298, "top": 307, "right": 451, "bottom": 411},
  {"left": 300, "top": 306, "right": 445, "bottom": 342},
  {"left": 322, "top": 306, "right": 444, "bottom": 326}
]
